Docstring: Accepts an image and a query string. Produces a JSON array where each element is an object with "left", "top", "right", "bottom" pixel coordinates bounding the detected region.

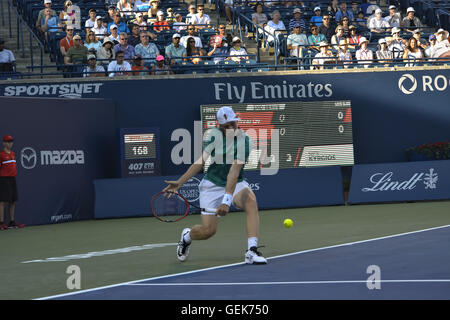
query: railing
[{"left": 4, "top": 0, "right": 44, "bottom": 75}]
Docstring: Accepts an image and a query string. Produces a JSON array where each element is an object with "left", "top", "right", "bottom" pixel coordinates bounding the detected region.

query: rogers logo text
[
  {"left": 398, "top": 74, "right": 449, "bottom": 95},
  {"left": 3, "top": 83, "right": 103, "bottom": 98}
]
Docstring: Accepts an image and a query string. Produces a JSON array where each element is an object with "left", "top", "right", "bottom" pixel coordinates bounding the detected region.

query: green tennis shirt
[{"left": 203, "top": 128, "right": 252, "bottom": 187}]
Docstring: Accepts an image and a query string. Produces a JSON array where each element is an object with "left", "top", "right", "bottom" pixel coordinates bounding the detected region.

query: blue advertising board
[
  {"left": 0, "top": 97, "right": 117, "bottom": 226},
  {"left": 348, "top": 160, "right": 450, "bottom": 204},
  {"left": 94, "top": 166, "right": 344, "bottom": 219}
]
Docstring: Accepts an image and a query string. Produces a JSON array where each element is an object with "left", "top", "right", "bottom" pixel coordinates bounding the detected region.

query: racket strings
[{"left": 152, "top": 192, "right": 188, "bottom": 217}]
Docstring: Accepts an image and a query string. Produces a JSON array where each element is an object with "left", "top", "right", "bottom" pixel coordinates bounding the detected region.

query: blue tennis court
[{"left": 41, "top": 225, "right": 450, "bottom": 300}]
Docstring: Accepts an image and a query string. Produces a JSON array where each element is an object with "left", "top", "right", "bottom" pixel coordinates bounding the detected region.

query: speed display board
[{"left": 200, "top": 101, "right": 354, "bottom": 169}]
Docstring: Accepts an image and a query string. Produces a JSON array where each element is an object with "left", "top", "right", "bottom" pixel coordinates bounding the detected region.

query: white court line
[
  {"left": 36, "top": 224, "right": 450, "bottom": 300},
  {"left": 126, "top": 279, "right": 450, "bottom": 286}
]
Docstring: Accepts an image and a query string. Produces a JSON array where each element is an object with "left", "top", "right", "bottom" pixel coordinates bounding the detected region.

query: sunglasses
[
  {"left": 323, "top": 18, "right": 329, "bottom": 20},
  {"left": 219, "top": 27, "right": 225, "bottom": 29}
]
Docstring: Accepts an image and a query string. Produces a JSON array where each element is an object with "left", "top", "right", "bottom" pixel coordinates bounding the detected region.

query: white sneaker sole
[{"left": 177, "top": 228, "right": 191, "bottom": 262}]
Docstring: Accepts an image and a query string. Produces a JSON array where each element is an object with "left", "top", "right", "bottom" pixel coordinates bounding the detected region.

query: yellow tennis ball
[{"left": 283, "top": 219, "right": 293, "bottom": 228}]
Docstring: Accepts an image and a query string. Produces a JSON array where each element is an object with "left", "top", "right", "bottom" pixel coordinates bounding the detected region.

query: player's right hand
[{"left": 163, "top": 180, "right": 181, "bottom": 193}]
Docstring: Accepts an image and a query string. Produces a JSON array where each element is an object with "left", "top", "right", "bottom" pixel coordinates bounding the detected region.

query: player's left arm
[{"left": 216, "top": 160, "right": 244, "bottom": 216}]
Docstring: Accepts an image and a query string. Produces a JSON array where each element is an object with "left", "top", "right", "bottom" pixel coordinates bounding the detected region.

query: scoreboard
[
  {"left": 200, "top": 101, "right": 354, "bottom": 169},
  {"left": 119, "top": 127, "right": 161, "bottom": 177}
]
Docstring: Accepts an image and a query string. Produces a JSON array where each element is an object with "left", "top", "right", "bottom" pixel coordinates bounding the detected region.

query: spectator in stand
[
  {"left": 223, "top": 0, "right": 234, "bottom": 25},
  {"left": 166, "top": 8, "right": 177, "bottom": 23},
  {"left": 148, "top": 0, "right": 161, "bottom": 19},
  {"left": 59, "top": 0, "right": 80, "bottom": 30},
  {"left": 318, "top": 14, "right": 334, "bottom": 43},
  {"left": 134, "top": 0, "right": 151, "bottom": 13},
  {"left": 228, "top": 37, "right": 248, "bottom": 62},
  {"left": 114, "top": 32, "right": 135, "bottom": 60},
  {"left": 208, "top": 37, "right": 229, "bottom": 63},
  {"left": 185, "top": 37, "right": 204, "bottom": 64},
  {"left": 166, "top": 33, "right": 187, "bottom": 65},
  {"left": 312, "top": 41, "right": 335, "bottom": 69},
  {"left": 59, "top": 25, "right": 74, "bottom": 58},
  {"left": 84, "top": 30, "right": 102, "bottom": 54},
  {"left": 369, "top": 9, "right": 390, "bottom": 34},
  {"left": 36, "top": 0, "right": 57, "bottom": 34},
  {"left": 289, "top": 8, "right": 308, "bottom": 32},
  {"left": 209, "top": 24, "right": 233, "bottom": 48},
  {"left": 355, "top": 11, "right": 366, "bottom": 28},
  {"left": 117, "top": 0, "right": 133, "bottom": 17},
  {"left": 192, "top": 4, "right": 211, "bottom": 30},
  {"left": 85, "top": 9, "right": 97, "bottom": 33},
  {"left": 310, "top": 7, "right": 323, "bottom": 27},
  {"left": 92, "top": 16, "right": 107, "bottom": 40},
  {"left": 264, "top": 11, "right": 286, "bottom": 45},
  {"left": 335, "top": 2, "right": 354, "bottom": 23},
  {"left": 151, "top": 55, "right": 173, "bottom": 75},
  {"left": 132, "top": 55, "right": 150, "bottom": 75},
  {"left": 401, "top": 7, "right": 423, "bottom": 35},
  {"left": 287, "top": 22, "right": 308, "bottom": 58},
  {"left": 412, "top": 30, "right": 428, "bottom": 50},
  {"left": 331, "top": 25, "right": 346, "bottom": 50},
  {"left": 347, "top": 25, "right": 361, "bottom": 49},
  {"left": 83, "top": 54, "right": 105, "bottom": 77},
  {"left": 180, "top": 26, "right": 203, "bottom": 49},
  {"left": 128, "top": 24, "right": 142, "bottom": 47},
  {"left": 425, "top": 34, "right": 437, "bottom": 58},
  {"left": 108, "top": 12, "right": 130, "bottom": 35},
  {"left": 135, "top": 32, "right": 160, "bottom": 65},
  {"left": 173, "top": 14, "right": 185, "bottom": 32},
  {"left": 104, "top": 5, "right": 118, "bottom": 27},
  {"left": 337, "top": 39, "right": 352, "bottom": 66},
  {"left": 430, "top": 29, "right": 450, "bottom": 61},
  {"left": 252, "top": 3, "right": 268, "bottom": 37},
  {"left": 109, "top": 24, "right": 120, "bottom": 44},
  {"left": 340, "top": 17, "right": 350, "bottom": 36},
  {"left": 384, "top": 5, "right": 401, "bottom": 28},
  {"left": 327, "top": 0, "right": 339, "bottom": 20},
  {"left": 0, "top": 135, "right": 25, "bottom": 230},
  {"left": 186, "top": 4, "right": 197, "bottom": 25},
  {"left": 108, "top": 50, "right": 131, "bottom": 77},
  {"left": 96, "top": 37, "right": 115, "bottom": 66},
  {"left": 308, "top": 25, "right": 326, "bottom": 52},
  {"left": 40, "top": 7, "right": 62, "bottom": 44},
  {"left": 152, "top": 11, "right": 170, "bottom": 32},
  {"left": 403, "top": 37, "right": 424, "bottom": 66},
  {"left": 132, "top": 12, "right": 148, "bottom": 31},
  {"left": 386, "top": 27, "right": 407, "bottom": 59},
  {"left": 64, "top": 34, "right": 88, "bottom": 66},
  {"left": 0, "top": 40, "right": 15, "bottom": 72},
  {"left": 350, "top": 1, "right": 359, "bottom": 17},
  {"left": 376, "top": 38, "right": 393, "bottom": 64},
  {"left": 355, "top": 37, "right": 373, "bottom": 66}
]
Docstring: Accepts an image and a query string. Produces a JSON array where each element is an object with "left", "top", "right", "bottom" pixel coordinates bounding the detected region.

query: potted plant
[{"left": 406, "top": 141, "right": 450, "bottom": 161}]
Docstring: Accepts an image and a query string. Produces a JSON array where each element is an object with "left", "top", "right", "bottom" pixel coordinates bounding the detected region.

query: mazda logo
[{"left": 20, "top": 147, "right": 37, "bottom": 169}]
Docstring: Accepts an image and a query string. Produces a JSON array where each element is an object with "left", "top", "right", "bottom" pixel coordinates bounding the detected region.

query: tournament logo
[
  {"left": 398, "top": 74, "right": 417, "bottom": 95},
  {"left": 178, "top": 177, "right": 201, "bottom": 202},
  {"left": 20, "top": 147, "right": 37, "bottom": 169}
]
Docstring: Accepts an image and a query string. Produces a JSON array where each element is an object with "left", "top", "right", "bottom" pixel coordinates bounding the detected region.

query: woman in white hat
[
  {"left": 228, "top": 37, "right": 248, "bottom": 63},
  {"left": 91, "top": 16, "right": 107, "bottom": 40},
  {"left": 429, "top": 29, "right": 450, "bottom": 61},
  {"left": 312, "top": 41, "right": 335, "bottom": 70},
  {"left": 96, "top": 37, "right": 115, "bottom": 66},
  {"left": 337, "top": 39, "right": 352, "bottom": 66},
  {"left": 386, "top": 27, "right": 407, "bottom": 59},
  {"left": 376, "top": 38, "right": 392, "bottom": 64},
  {"left": 401, "top": 7, "right": 423, "bottom": 35},
  {"left": 355, "top": 36, "right": 373, "bottom": 66}
]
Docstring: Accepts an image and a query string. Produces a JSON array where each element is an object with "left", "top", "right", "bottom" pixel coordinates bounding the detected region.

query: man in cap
[
  {"left": 384, "top": 5, "right": 401, "bottom": 28},
  {"left": 64, "top": 34, "right": 88, "bottom": 65},
  {"left": 287, "top": 21, "right": 308, "bottom": 58},
  {"left": 91, "top": 16, "right": 107, "bottom": 40},
  {"left": 165, "top": 33, "right": 187, "bottom": 65},
  {"left": 164, "top": 106, "right": 267, "bottom": 265},
  {"left": 401, "top": 7, "right": 423, "bottom": 35},
  {"left": 386, "top": 26, "right": 407, "bottom": 59},
  {"left": 36, "top": 0, "right": 57, "bottom": 32},
  {"left": 0, "top": 39, "right": 15, "bottom": 72},
  {"left": 310, "top": 7, "right": 323, "bottom": 27},
  {"left": 289, "top": 8, "right": 308, "bottom": 32},
  {"left": 425, "top": 34, "right": 437, "bottom": 58},
  {"left": 228, "top": 36, "right": 248, "bottom": 62},
  {"left": 376, "top": 38, "right": 392, "bottom": 64},
  {"left": 82, "top": 54, "right": 105, "bottom": 77},
  {"left": 430, "top": 29, "right": 450, "bottom": 61},
  {"left": 355, "top": 36, "right": 373, "bottom": 66},
  {"left": 131, "top": 55, "right": 150, "bottom": 75},
  {"left": 368, "top": 8, "right": 390, "bottom": 34},
  {"left": 0, "top": 135, "right": 25, "bottom": 230},
  {"left": 335, "top": 1, "right": 354, "bottom": 23},
  {"left": 109, "top": 24, "right": 120, "bottom": 44}
]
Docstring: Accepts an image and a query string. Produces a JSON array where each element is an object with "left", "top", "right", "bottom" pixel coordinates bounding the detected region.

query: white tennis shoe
[
  {"left": 177, "top": 228, "right": 191, "bottom": 262},
  {"left": 245, "top": 246, "right": 267, "bottom": 264}
]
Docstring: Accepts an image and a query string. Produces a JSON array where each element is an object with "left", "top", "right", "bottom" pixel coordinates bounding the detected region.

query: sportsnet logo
[{"left": 3, "top": 83, "right": 103, "bottom": 98}]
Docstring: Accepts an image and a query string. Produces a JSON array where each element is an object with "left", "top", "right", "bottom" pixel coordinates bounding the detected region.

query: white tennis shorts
[{"left": 198, "top": 179, "right": 250, "bottom": 215}]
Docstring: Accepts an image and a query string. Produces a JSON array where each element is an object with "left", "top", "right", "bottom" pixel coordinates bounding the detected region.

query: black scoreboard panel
[
  {"left": 201, "top": 101, "right": 354, "bottom": 169},
  {"left": 124, "top": 133, "right": 156, "bottom": 160}
]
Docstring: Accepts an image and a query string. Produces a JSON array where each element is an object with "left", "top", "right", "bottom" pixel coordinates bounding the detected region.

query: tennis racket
[{"left": 150, "top": 191, "right": 216, "bottom": 222}]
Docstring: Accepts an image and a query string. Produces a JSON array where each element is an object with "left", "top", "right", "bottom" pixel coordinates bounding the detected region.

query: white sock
[
  {"left": 183, "top": 230, "right": 192, "bottom": 244},
  {"left": 248, "top": 237, "right": 258, "bottom": 250}
]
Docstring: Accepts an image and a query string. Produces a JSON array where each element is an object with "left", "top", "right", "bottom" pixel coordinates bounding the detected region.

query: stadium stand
[{"left": 1, "top": 0, "right": 449, "bottom": 77}]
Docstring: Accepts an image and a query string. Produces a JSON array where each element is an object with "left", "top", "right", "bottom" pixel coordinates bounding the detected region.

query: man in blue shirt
[
  {"left": 108, "top": 12, "right": 130, "bottom": 35},
  {"left": 310, "top": 7, "right": 323, "bottom": 27},
  {"left": 335, "top": 2, "right": 354, "bottom": 23}
]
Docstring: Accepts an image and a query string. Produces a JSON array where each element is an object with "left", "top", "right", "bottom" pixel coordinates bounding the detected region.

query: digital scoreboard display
[
  {"left": 119, "top": 128, "right": 161, "bottom": 177},
  {"left": 200, "top": 101, "right": 354, "bottom": 170}
]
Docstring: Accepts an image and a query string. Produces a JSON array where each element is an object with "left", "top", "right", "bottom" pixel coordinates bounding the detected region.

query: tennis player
[{"left": 163, "top": 106, "right": 267, "bottom": 264}]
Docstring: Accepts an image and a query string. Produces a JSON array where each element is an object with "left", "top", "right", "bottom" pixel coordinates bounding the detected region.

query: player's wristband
[{"left": 221, "top": 193, "right": 233, "bottom": 207}]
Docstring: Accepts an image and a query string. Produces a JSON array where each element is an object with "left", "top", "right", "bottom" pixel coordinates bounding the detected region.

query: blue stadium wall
[{"left": 2, "top": 68, "right": 449, "bottom": 176}]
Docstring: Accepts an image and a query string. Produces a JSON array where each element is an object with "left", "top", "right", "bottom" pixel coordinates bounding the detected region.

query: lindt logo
[{"left": 362, "top": 169, "right": 438, "bottom": 192}]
